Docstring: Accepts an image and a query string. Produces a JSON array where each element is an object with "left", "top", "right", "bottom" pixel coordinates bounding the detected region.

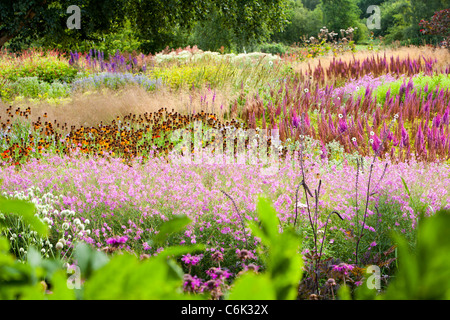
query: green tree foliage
[
  {"left": 321, "top": 0, "right": 362, "bottom": 32},
  {"left": 0, "top": 0, "right": 126, "bottom": 51},
  {"left": 321, "top": 0, "right": 367, "bottom": 41},
  {"left": 357, "top": 0, "right": 386, "bottom": 19},
  {"left": 188, "top": 6, "right": 237, "bottom": 52},
  {"left": 46, "top": 19, "right": 143, "bottom": 58},
  {"left": 378, "top": 0, "right": 449, "bottom": 44},
  {"left": 302, "top": 0, "right": 321, "bottom": 10},
  {"left": 403, "top": 0, "right": 449, "bottom": 40},
  {"left": 271, "top": 0, "right": 324, "bottom": 44},
  {"left": 0, "top": 0, "right": 289, "bottom": 54},
  {"left": 378, "top": 0, "right": 411, "bottom": 41}
]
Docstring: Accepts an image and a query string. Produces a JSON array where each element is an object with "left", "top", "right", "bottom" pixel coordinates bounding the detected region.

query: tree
[
  {"left": 0, "top": 0, "right": 290, "bottom": 54},
  {"left": 403, "top": 0, "right": 449, "bottom": 39},
  {"left": 301, "top": 0, "right": 321, "bottom": 10},
  {"left": 419, "top": 9, "right": 450, "bottom": 46},
  {"left": 321, "top": 0, "right": 362, "bottom": 34},
  {"left": 189, "top": 7, "right": 236, "bottom": 52},
  {"left": 378, "top": 0, "right": 448, "bottom": 44},
  {"left": 0, "top": 0, "right": 126, "bottom": 51},
  {"left": 271, "top": 0, "right": 323, "bottom": 44},
  {"left": 357, "top": 0, "right": 386, "bottom": 19}
]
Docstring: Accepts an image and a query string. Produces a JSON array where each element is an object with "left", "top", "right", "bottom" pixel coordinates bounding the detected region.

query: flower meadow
[{"left": 1, "top": 44, "right": 450, "bottom": 300}]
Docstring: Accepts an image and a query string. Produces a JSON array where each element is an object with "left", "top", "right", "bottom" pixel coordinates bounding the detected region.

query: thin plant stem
[
  {"left": 355, "top": 163, "right": 374, "bottom": 266},
  {"left": 315, "top": 210, "right": 343, "bottom": 294},
  {"left": 220, "top": 189, "right": 248, "bottom": 249}
]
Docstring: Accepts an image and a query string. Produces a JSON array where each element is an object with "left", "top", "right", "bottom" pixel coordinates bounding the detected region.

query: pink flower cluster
[{"left": 181, "top": 254, "right": 203, "bottom": 266}]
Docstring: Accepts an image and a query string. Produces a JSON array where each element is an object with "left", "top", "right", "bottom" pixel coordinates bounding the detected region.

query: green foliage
[
  {"left": 0, "top": 1, "right": 289, "bottom": 55},
  {"left": 0, "top": 0, "right": 127, "bottom": 52},
  {"left": 0, "top": 197, "right": 65, "bottom": 300},
  {"left": 73, "top": 243, "right": 109, "bottom": 279},
  {"left": 357, "top": 0, "right": 386, "bottom": 19},
  {"left": 50, "top": 19, "right": 143, "bottom": 59},
  {"left": 1, "top": 189, "right": 450, "bottom": 300},
  {"left": 129, "top": 0, "right": 290, "bottom": 53},
  {"left": 356, "top": 74, "right": 450, "bottom": 105},
  {"left": 379, "top": 0, "right": 449, "bottom": 44},
  {"left": 321, "top": 0, "right": 362, "bottom": 37},
  {"left": 67, "top": 217, "right": 204, "bottom": 300},
  {"left": 257, "top": 43, "right": 289, "bottom": 56},
  {"left": 228, "top": 196, "right": 303, "bottom": 300},
  {"left": 355, "top": 210, "right": 450, "bottom": 299},
  {"left": 382, "top": 209, "right": 450, "bottom": 299},
  {"left": 150, "top": 63, "right": 235, "bottom": 90},
  {"left": 189, "top": 7, "right": 236, "bottom": 53},
  {"left": 0, "top": 50, "right": 78, "bottom": 84},
  {"left": 0, "top": 205, "right": 206, "bottom": 300},
  {"left": 84, "top": 253, "right": 184, "bottom": 299},
  {"left": 0, "top": 77, "right": 71, "bottom": 101},
  {"left": 152, "top": 215, "right": 192, "bottom": 246},
  {"left": 228, "top": 272, "right": 277, "bottom": 299},
  {"left": 302, "top": 0, "right": 321, "bottom": 10},
  {"left": 0, "top": 196, "right": 47, "bottom": 238},
  {"left": 271, "top": 1, "right": 324, "bottom": 44}
]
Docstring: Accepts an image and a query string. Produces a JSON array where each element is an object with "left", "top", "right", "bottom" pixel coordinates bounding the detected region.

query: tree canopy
[
  {"left": 1, "top": 0, "right": 449, "bottom": 53},
  {"left": 0, "top": 0, "right": 288, "bottom": 53}
]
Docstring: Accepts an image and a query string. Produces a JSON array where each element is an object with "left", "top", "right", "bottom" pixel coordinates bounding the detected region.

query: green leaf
[
  {"left": 383, "top": 210, "right": 450, "bottom": 299},
  {"left": 153, "top": 215, "right": 192, "bottom": 245},
  {"left": 83, "top": 253, "right": 136, "bottom": 300},
  {"left": 84, "top": 252, "right": 189, "bottom": 299},
  {"left": 26, "top": 247, "right": 42, "bottom": 268},
  {"left": 19, "top": 284, "right": 45, "bottom": 300},
  {"left": 400, "top": 176, "right": 411, "bottom": 197},
  {"left": 0, "top": 197, "right": 47, "bottom": 237},
  {"left": 73, "top": 243, "right": 109, "bottom": 279},
  {"left": 254, "top": 196, "right": 280, "bottom": 244},
  {"left": 46, "top": 270, "right": 77, "bottom": 300},
  {"left": 156, "top": 244, "right": 205, "bottom": 260},
  {"left": 234, "top": 197, "right": 303, "bottom": 300},
  {"left": 269, "top": 229, "right": 303, "bottom": 300},
  {"left": 228, "top": 273, "right": 276, "bottom": 300},
  {"left": 0, "top": 237, "right": 10, "bottom": 253},
  {"left": 337, "top": 285, "right": 352, "bottom": 300}
]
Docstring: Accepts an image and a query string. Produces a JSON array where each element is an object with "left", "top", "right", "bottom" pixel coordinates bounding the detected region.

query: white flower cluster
[
  {"left": 0, "top": 186, "right": 81, "bottom": 259},
  {"left": 153, "top": 49, "right": 281, "bottom": 66}
]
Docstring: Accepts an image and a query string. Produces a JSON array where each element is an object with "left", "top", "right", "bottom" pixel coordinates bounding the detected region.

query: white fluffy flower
[{"left": 296, "top": 202, "right": 308, "bottom": 209}]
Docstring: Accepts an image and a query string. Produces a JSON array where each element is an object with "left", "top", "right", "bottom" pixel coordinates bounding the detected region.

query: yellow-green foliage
[
  {"left": 0, "top": 49, "right": 78, "bottom": 83},
  {"left": 150, "top": 63, "right": 235, "bottom": 90}
]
